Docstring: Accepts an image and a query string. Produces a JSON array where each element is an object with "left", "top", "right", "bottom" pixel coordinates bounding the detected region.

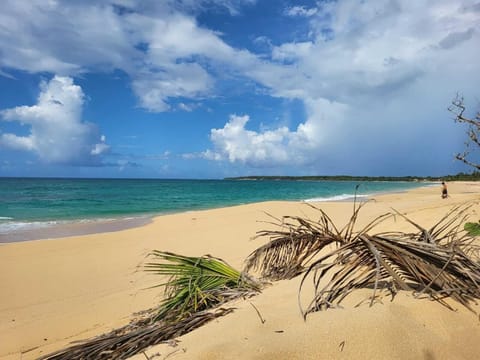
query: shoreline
[
  {"left": 1, "top": 181, "right": 480, "bottom": 359},
  {"left": 0, "top": 183, "right": 434, "bottom": 244},
  {"left": 0, "top": 216, "right": 153, "bottom": 243}
]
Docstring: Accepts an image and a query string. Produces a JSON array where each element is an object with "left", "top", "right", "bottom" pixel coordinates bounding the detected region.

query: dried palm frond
[
  {"left": 248, "top": 201, "right": 480, "bottom": 318},
  {"left": 244, "top": 211, "right": 340, "bottom": 280},
  {"left": 300, "top": 232, "right": 480, "bottom": 318},
  {"left": 244, "top": 200, "right": 389, "bottom": 280},
  {"left": 145, "top": 251, "right": 260, "bottom": 321},
  {"left": 40, "top": 307, "right": 234, "bottom": 360}
]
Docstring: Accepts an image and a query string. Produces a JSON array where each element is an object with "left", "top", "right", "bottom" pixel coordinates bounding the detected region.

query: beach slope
[{"left": 1, "top": 182, "right": 480, "bottom": 359}]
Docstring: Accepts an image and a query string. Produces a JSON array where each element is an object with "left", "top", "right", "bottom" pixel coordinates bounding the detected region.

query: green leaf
[
  {"left": 146, "top": 251, "right": 260, "bottom": 321},
  {"left": 464, "top": 222, "right": 480, "bottom": 236}
]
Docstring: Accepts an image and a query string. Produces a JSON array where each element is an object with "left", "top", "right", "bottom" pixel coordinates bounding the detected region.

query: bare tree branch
[{"left": 449, "top": 95, "right": 480, "bottom": 170}]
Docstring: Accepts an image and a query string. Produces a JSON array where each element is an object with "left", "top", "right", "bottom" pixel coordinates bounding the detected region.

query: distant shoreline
[{"left": 225, "top": 174, "right": 480, "bottom": 182}]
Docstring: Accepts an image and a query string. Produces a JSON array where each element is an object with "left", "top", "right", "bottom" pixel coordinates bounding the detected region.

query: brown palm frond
[
  {"left": 244, "top": 198, "right": 392, "bottom": 281},
  {"left": 40, "top": 307, "right": 234, "bottom": 360},
  {"left": 392, "top": 203, "right": 474, "bottom": 244},
  {"left": 248, "top": 200, "right": 480, "bottom": 317},
  {"left": 244, "top": 207, "right": 344, "bottom": 280},
  {"left": 298, "top": 205, "right": 480, "bottom": 318}
]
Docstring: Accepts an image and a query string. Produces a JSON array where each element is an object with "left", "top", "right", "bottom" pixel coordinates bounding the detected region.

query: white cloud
[
  {"left": 0, "top": 1, "right": 259, "bottom": 112},
  {"left": 91, "top": 135, "right": 109, "bottom": 156},
  {"left": 178, "top": 103, "right": 196, "bottom": 112},
  {"left": 1, "top": 0, "right": 479, "bottom": 174},
  {"left": 284, "top": 5, "right": 318, "bottom": 17},
  {"left": 249, "top": 1, "right": 478, "bottom": 106},
  {"left": 168, "top": 0, "right": 257, "bottom": 15},
  {"left": 0, "top": 133, "right": 35, "bottom": 151},
  {"left": 205, "top": 98, "right": 351, "bottom": 167},
  {"left": 203, "top": 1, "right": 480, "bottom": 170},
  {"left": 0, "top": 76, "right": 109, "bottom": 165},
  {"left": 0, "top": 1, "right": 137, "bottom": 75},
  {"left": 206, "top": 114, "right": 291, "bottom": 166},
  {"left": 2, "top": 1, "right": 477, "bottom": 115},
  {"left": 132, "top": 62, "right": 214, "bottom": 112},
  {"left": 271, "top": 42, "right": 313, "bottom": 62}
]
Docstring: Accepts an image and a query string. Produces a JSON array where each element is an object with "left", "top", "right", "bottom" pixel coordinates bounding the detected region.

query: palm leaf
[
  {"left": 145, "top": 251, "right": 260, "bottom": 321},
  {"left": 244, "top": 206, "right": 345, "bottom": 280},
  {"left": 249, "top": 201, "right": 480, "bottom": 318},
  {"left": 42, "top": 251, "right": 260, "bottom": 359},
  {"left": 40, "top": 308, "right": 234, "bottom": 360},
  {"left": 465, "top": 221, "right": 480, "bottom": 236}
]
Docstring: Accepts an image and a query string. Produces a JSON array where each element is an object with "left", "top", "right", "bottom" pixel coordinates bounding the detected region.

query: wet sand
[{"left": 0, "top": 216, "right": 152, "bottom": 243}]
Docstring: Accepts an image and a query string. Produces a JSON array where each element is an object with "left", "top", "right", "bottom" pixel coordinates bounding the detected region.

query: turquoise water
[{"left": 0, "top": 177, "right": 429, "bottom": 234}]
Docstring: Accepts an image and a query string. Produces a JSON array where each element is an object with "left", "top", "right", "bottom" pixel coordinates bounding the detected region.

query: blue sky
[{"left": 0, "top": 0, "right": 479, "bottom": 179}]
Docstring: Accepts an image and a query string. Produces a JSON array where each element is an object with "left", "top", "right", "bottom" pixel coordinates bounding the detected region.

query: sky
[{"left": 0, "top": 0, "right": 479, "bottom": 179}]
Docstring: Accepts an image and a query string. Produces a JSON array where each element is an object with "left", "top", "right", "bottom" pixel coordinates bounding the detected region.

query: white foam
[
  {"left": 0, "top": 216, "right": 14, "bottom": 220},
  {"left": 304, "top": 193, "right": 370, "bottom": 202},
  {"left": 0, "top": 216, "right": 151, "bottom": 235},
  {"left": 0, "top": 220, "right": 59, "bottom": 234}
]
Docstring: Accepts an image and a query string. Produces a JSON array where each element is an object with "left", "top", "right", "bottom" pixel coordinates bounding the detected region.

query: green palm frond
[
  {"left": 145, "top": 251, "right": 260, "bottom": 321},
  {"left": 465, "top": 221, "right": 480, "bottom": 236},
  {"left": 42, "top": 252, "right": 259, "bottom": 359}
]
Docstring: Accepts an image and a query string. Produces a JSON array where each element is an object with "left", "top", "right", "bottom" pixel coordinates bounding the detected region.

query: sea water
[{"left": 0, "top": 177, "right": 429, "bottom": 238}]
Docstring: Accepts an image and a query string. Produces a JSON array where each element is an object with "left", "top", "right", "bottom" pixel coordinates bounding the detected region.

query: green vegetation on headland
[{"left": 225, "top": 172, "right": 480, "bottom": 182}]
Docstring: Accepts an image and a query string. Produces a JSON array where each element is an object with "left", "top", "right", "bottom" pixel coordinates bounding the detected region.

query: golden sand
[{"left": 1, "top": 182, "right": 480, "bottom": 359}]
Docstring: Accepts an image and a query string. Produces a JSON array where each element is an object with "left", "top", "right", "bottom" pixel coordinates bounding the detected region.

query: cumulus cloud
[
  {"left": 1, "top": 0, "right": 479, "bottom": 174},
  {"left": 0, "top": 76, "right": 109, "bottom": 165},
  {"left": 254, "top": 1, "right": 478, "bottom": 105},
  {"left": 132, "top": 62, "right": 214, "bottom": 112},
  {"left": 205, "top": 98, "right": 349, "bottom": 167},
  {"left": 0, "top": 1, "right": 138, "bottom": 75},
  {"left": 0, "top": 0, "right": 257, "bottom": 113},
  {"left": 206, "top": 114, "right": 291, "bottom": 166},
  {"left": 202, "top": 0, "right": 480, "bottom": 170}
]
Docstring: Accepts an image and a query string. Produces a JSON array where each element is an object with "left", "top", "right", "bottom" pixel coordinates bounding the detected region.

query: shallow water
[{"left": 0, "top": 178, "right": 429, "bottom": 241}]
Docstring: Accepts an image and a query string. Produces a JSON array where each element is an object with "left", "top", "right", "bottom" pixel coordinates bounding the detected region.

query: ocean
[{"left": 0, "top": 177, "right": 430, "bottom": 240}]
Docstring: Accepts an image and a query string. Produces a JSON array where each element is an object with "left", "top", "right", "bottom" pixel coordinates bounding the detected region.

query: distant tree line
[
  {"left": 227, "top": 96, "right": 480, "bottom": 183},
  {"left": 225, "top": 172, "right": 480, "bottom": 182}
]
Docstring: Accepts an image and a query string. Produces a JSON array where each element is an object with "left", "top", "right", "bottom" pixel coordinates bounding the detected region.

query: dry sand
[{"left": 1, "top": 182, "right": 480, "bottom": 359}]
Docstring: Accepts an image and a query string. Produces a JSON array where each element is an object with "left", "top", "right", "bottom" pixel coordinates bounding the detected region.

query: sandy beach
[{"left": 1, "top": 182, "right": 480, "bottom": 360}]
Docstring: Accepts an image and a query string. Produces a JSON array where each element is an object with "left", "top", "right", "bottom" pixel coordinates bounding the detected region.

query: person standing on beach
[{"left": 441, "top": 182, "right": 448, "bottom": 198}]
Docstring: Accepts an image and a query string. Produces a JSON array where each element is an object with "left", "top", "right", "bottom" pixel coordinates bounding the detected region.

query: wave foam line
[{"left": 304, "top": 194, "right": 370, "bottom": 202}]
